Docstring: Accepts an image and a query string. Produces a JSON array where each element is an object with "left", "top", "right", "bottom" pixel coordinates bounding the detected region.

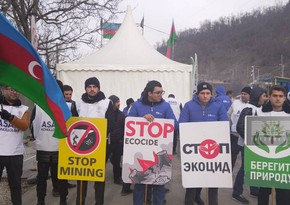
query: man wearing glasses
[
  {"left": 128, "top": 80, "right": 177, "bottom": 205},
  {"left": 0, "top": 86, "right": 30, "bottom": 205}
]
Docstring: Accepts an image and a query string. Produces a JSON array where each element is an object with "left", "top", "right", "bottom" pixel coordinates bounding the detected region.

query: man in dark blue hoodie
[{"left": 215, "top": 85, "right": 232, "bottom": 111}]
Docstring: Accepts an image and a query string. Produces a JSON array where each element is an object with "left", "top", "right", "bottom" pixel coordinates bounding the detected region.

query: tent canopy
[{"left": 56, "top": 6, "right": 193, "bottom": 107}]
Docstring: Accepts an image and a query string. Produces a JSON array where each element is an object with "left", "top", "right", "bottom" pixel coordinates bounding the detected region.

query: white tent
[{"left": 56, "top": 6, "right": 193, "bottom": 107}]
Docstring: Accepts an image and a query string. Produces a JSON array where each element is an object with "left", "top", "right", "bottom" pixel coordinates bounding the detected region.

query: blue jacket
[
  {"left": 215, "top": 85, "right": 232, "bottom": 111},
  {"left": 128, "top": 98, "right": 178, "bottom": 128},
  {"left": 179, "top": 95, "right": 228, "bottom": 123}
]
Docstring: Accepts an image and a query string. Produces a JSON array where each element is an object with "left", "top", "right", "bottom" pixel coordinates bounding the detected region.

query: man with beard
[{"left": 72, "top": 77, "right": 114, "bottom": 205}]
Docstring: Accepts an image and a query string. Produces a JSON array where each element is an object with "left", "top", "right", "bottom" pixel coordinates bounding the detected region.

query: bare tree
[{"left": 1, "top": 0, "right": 122, "bottom": 68}]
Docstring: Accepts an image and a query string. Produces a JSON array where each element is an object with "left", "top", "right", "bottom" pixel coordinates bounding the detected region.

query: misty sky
[{"left": 117, "top": 0, "right": 288, "bottom": 46}]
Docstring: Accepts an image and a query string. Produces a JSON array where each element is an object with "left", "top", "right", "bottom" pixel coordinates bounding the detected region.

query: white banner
[
  {"left": 122, "top": 117, "right": 174, "bottom": 185},
  {"left": 180, "top": 121, "right": 232, "bottom": 188}
]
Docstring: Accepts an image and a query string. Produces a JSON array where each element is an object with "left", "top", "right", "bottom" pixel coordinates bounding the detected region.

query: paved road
[{"left": 1, "top": 145, "right": 258, "bottom": 205}]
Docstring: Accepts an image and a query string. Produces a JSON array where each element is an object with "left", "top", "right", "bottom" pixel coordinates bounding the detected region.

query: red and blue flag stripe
[{"left": 0, "top": 12, "right": 71, "bottom": 138}]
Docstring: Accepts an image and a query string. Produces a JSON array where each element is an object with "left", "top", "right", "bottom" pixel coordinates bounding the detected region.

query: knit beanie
[
  {"left": 85, "top": 77, "right": 100, "bottom": 89},
  {"left": 241, "top": 86, "right": 251, "bottom": 95},
  {"left": 109, "top": 95, "right": 120, "bottom": 105},
  {"left": 197, "top": 82, "right": 212, "bottom": 95}
]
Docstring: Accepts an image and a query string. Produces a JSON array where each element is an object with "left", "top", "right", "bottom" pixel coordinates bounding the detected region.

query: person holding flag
[{"left": 0, "top": 85, "right": 30, "bottom": 205}]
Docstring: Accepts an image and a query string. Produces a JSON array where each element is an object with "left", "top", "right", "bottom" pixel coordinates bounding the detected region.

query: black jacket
[
  {"left": 236, "top": 87, "right": 266, "bottom": 139},
  {"left": 109, "top": 109, "right": 125, "bottom": 143}
]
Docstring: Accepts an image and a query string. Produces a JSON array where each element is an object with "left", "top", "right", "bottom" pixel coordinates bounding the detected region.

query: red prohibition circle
[
  {"left": 199, "top": 139, "right": 220, "bottom": 159},
  {"left": 66, "top": 121, "right": 101, "bottom": 155}
]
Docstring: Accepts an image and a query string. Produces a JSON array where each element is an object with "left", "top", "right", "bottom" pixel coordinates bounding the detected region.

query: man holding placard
[
  {"left": 179, "top": 82, "right": 229, "bottom": 205},
  {"left": 233, "top": 86, "right": 267, "bottom": 203},
  {"left": 124, "top": 80, "right": 177, "bottom": 205},
  {"left": 253, "top": 85, "right": 290, "bottom": 205},
  {"left": 72, "top": 77, "right": 114, "bottom": 205}
]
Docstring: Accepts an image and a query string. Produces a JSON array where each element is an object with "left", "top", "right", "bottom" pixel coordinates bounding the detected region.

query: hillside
[{"left": 157, "top": 1, "right": 290, "bottom": 92}]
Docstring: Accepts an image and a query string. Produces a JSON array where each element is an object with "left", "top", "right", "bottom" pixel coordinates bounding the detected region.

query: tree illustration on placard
[{"left": 253, "top": 121, "right": 290, "bottom": 154}]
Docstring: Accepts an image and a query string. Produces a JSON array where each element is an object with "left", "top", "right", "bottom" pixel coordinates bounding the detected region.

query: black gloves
[{"left": 0, "top": 109, "right": 14, "bottom": 121}]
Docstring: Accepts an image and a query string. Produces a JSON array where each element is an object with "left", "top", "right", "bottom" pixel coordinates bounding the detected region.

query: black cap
[
  {"left": 85, "top": 77, "right": 100, "bottom": 89},
  {"left": 241, "top": 86, "right": 251, "bottom": 95},
  {"left": 197, "top": 82, "right": 212, "bottom": 95}
]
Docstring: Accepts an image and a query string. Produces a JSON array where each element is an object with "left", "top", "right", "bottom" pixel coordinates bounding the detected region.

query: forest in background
[{"left": 157, "top": 1, "right": 290, "bottom": 93}]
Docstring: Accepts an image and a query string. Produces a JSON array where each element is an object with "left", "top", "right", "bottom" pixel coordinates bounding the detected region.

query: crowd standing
[{"left": 1, "top": 77, "right": 290, "bottom": 205}]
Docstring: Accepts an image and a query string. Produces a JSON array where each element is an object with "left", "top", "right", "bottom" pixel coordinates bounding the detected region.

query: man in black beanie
[
  {"left": 227, "top": 86, "right": 252, "bottom": 203},
  {"left": 196, "top": 82, "right": 212, "bottom": 95},
  {"left": 72, "top": 77, "right": 114, "bottom": 205},
  {"left": 84, "top": 77, "right": 100, "bottom": 90},
  {"left": 180, "top": 82, "right": 228, "bottom": 205}
]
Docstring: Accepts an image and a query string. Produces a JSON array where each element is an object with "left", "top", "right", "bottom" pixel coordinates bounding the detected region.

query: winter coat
[
  {"left": 128, "top": 98, "right": 177, "bottom": 128},
  {"left": 215, "top": 85, "right": 232, "bottom": 111},
  {"left": 110, "top": 109, "right": 125, "bottom": 143},
  {"left": 179, "top": 95, "right": 228, "bottom": 123}
]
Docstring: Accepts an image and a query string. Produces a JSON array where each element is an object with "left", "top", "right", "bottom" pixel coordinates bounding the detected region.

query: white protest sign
[
  {"left": 122, "top": 117, "right": 174, "bottom": 185},
  {"left": 180, "top": 121, "right": 232, "bottom": 188}
]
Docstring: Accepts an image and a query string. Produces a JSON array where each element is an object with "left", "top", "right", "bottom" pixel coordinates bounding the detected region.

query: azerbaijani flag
[
  {"left": 102, "top": 23, "right": 121, "bottom": 39},
  {"left": 0, "top": 12, "right": 71, "bottom": 138},
  {"left": 166, "top": 20, "right": 177, "bottom": 59}
]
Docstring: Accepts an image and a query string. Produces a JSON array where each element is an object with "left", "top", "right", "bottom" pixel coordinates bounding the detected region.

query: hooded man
[
  {"left": 215, "top": 85, "right": 232, "bottom": 111},
  {"left": 232, "top": 86, "right": 268, "bottom": 204}
]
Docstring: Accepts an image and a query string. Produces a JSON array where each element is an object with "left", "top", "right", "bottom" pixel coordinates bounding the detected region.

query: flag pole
[
  {"left": 100, "top": 18, "right": 103, "bottom": 48},
  {"left": 172, "top": 40, "right": 175, "bottom": 60},
  {"left": 141, "top": 15, "right": 144, "bottom": 36}
]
